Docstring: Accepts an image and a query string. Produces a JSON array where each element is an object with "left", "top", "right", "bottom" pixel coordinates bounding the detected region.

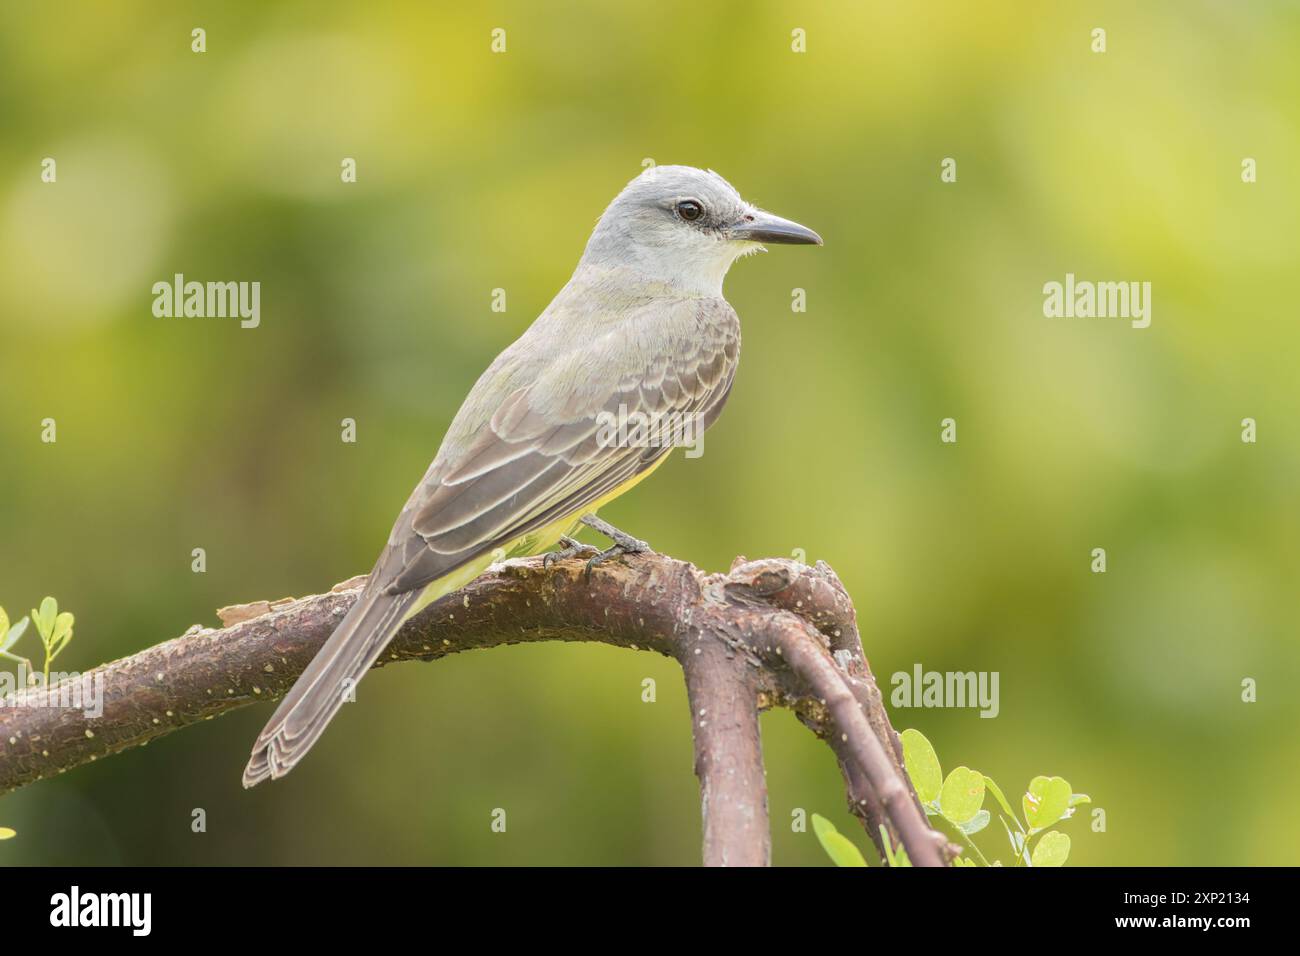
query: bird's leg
[
  {"left": 579, "top": 514, "right": 652, "bottom": 579},
  {"left": 542, "top": 535, "right": 600, "bottom": 570}
]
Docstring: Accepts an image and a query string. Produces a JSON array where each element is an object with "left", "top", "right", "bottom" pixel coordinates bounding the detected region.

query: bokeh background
[{"left": 1, "top": 0, "right": 1297, "bottom": 865}]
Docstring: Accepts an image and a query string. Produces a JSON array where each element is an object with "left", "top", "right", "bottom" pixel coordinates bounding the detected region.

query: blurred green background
[{"left": 1, "top": 0, "right": 1297, "bottom": 865}]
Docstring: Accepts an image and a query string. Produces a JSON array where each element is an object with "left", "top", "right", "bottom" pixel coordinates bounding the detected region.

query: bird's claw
[
  {"left": 543, "top": 536, "right": 600, "bottom": 570},
  {"left": 578, "top": 515, "right": 651, "bottom": 581}
]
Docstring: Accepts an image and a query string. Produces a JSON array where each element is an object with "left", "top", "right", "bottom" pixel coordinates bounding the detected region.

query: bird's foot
[
  {"left": 543, "top": 536, "right": 601, "bottom": 570},
  {"left": 579, "top": 514, "right": 652, "bottom": 580}
]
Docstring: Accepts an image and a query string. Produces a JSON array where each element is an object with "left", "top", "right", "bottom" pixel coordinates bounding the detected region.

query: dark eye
[{"left": 676, "top": 199, "right": 703, "bottom": 222}]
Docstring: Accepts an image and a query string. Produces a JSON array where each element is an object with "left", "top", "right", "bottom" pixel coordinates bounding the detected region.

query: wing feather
[{"left": 384, "top": 298, "right": 739, "bottom": 595}]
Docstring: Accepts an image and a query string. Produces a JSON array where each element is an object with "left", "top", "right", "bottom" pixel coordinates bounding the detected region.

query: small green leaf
[
  {"left": 49, "top": 612, "right": 74, "bottom": 659},
  {"left": 1023, "top": 775, "right": 1073, "bottom": 831},
  {"left": 900, "top": 728, "right": 942, "bottom": 804},
  {"left": 0, "top": 617, "right": 27, "bottom": 653},
  {"left": 939, "top": 766, "right": 985, "bottom": 825},
  {"left": 0, "top": 827, "right": 15, "bottom": 840},
  {"left": 811, "top": 814, "right": 868, "bottom": 867},
  {"left": 1031, "top": 830, "right": 1070, "bottom": 867},
  {"left": 1069, "top": 793, "right": 1092, "bottom": 807},
  {"left": 953, "top": 856, "right": 977, "bottom": 867},
  {"left": 958, "top": 809, "right": 990, "bottom": 835},
  {"left": 0, "top": 606, "right": 8, "bottom": 636},
  {"left": 877, "top": 825, "right": 911, "bottom": 867},
  {"left": 984, "top": 775, "right": 1016, "bottom": 820},
  {"left": 33, "top": 597, "right": 58, "bottom": 640}
]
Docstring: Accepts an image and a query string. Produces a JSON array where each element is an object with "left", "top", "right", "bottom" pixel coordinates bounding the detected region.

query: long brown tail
[{"left": 242, "top": 583, "right": 418, "bottom": 788}]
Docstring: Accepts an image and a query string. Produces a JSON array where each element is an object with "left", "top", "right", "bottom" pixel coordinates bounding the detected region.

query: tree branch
[
  {"left": 0, "top": 551, "right": 954, "bottom": 867},
  {"left": 681, "top": 622, "right": 769, "bottom": 866}
]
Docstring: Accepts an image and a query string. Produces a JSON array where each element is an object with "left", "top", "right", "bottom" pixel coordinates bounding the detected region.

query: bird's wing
[
  {"left": 243, "top": 296, "right": 738, "bottom": 786},
  {"left": 379, "top": 297, "right": 739, "bottom": 595}
]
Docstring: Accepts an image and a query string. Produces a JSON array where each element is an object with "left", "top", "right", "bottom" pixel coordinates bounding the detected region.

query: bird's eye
[{"left": 676, "top": 200, "right": 704, "bottom": 222}]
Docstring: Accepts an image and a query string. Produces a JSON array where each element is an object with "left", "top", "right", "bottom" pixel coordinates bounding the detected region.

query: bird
[{"left": 243, "top": 165, "right": 821, "bottom": 787}]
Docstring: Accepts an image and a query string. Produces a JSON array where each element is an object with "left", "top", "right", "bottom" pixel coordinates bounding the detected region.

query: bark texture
[{"left": 0, "top": 552, "right": 956, "bottom": 867}]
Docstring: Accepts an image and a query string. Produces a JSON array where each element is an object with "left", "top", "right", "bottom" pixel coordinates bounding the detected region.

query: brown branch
[
  {"left": 0, "top": 551, "right": 953, "bottom": 867},
  {"left": 681, "top": 623, "right": 769, "bottom": 866}
]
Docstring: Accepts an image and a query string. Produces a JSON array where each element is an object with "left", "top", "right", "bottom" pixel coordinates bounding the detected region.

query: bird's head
[{"left": 580, "top": 165, "right": 821, "bottom": 295}]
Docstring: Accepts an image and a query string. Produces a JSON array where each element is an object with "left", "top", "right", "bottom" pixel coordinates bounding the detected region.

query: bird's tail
[{"left": 242, "top": 581, "right": 418, "bottom": 788}]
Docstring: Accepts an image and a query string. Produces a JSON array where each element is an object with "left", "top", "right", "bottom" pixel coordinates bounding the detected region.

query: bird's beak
[{"left": 729, "top": 209, "right": 823, "bottom": 245}]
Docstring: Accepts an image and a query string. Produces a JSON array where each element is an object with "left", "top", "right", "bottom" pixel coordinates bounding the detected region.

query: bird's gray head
[{"left": 579, "top": 165, "right": 821, "bottom": 295}]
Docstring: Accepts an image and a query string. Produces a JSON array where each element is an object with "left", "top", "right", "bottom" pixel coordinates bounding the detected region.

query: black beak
[{"left": 729, "top": 209, "right": 823, "bottom": 245}]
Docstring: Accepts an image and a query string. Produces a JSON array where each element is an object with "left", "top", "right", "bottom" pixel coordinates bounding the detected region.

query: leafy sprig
[
  {"left": 0, "top": 606, "right": 33, "bottom": 672},
  {"left": 1, "top": 595, "right": 78, "bottom": 846},
  {"left": 27, "top": 597, "right": 75, "bottom": 683},
  {"left": 812, "top": 728, "right": 1090, "bottom": 867}
]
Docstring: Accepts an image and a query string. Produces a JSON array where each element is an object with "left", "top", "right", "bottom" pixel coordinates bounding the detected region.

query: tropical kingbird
[{"left": 243, "top": 165, "right": 821, "bottom": 786}]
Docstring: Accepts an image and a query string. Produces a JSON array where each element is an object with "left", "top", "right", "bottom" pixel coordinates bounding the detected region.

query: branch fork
[{"left": 0, "top": 550, "right": 955, "bottom": 866}]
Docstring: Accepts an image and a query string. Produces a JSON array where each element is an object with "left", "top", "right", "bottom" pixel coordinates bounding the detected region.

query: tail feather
[{"left": 242, "top": 584, "right": 418, "bottom": 788}]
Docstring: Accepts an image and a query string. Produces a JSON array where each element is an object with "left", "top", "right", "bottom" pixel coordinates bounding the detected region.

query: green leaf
[
  {"left": 1023, "top": 775, "right": 1073, "bottom": 832},
  {"left": 984, "top": 775, "right": 1016, "bottom": 820},
  {"left": 939, "top": 766, "right": 985, "bottom": 825},
  {"left": 953, "top": 856, "right": 977, "bottom": 867},
  {"left": 811, "top": 814, "right": 868, "bottom": 867},
  {"left": 0, "top": 606, "right": 8, "bottom": 637},
  {"left": 0, "top": 617, "right": 27, "bottom": 653},
  {"left": 958, "top": 809, "right": 990, "bottom": 835},
  {"left": 49, "top": 612, "right": 74, "bottom": 659},
  {"left": 33, "top": 597, "right": 58, "bottom": 640},
  {"left": 0, "top": 827, "right": 15, "bottom": 840},
  {"left": 900, "top": 728, "right": 942, "bottom": 804},
  {"left": 1031, "top": 830, "right": 1070, "bottom": 867},
  {"left": 1069, "top": 793, "right": 1092, "bottom": 807},
  {"left": 877, "top": 825, "right": 911, "bottom": 867}
]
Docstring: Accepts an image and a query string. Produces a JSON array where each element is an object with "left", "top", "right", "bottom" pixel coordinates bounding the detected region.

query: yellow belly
[{"left": 405, "top": 455, "right": 670, "bottom": 619}]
